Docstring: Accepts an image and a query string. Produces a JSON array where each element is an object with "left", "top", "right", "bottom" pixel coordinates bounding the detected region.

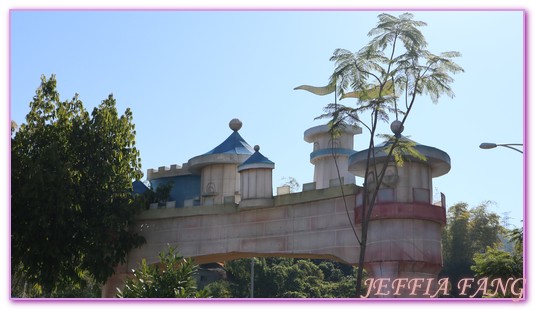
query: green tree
[
  {"left": 224, "top": 258, "right": 254, "bottom": 297},
  {"left": 299, "top": 12, "right": 463, "bottom": 296},
  {"left": 11, "top": 75, "right": 145, "bottom": 297},
  {"left": 470, "top": 227, "right": 523, "bottom": 298},
  {"left": 221, "top": 257, "right": 356, "bottom": 298},
  {"left": 203, "top": 280, "right": 232, "bottom": 298},
  {"left": 441, "top": 201, "right": 505, "bottom": 296},
  {"left": 117, "top": 246, "right": 207, "bottom": 298},
  {"left": 508, "top": 227, "right": 523, "bottom": 256},
  {"left": 441, "top": 203, "right": 473, "bottom": 296},
  {"left": 472, "top": 247, "right": 522, "bottom": 282},
  {"left": 155, "top": 183, "right": 173, "bottom": 206},
  {"left": 508, "top": 227, "right": 523, "bottom": 273},
  {"left": 469, "top": 202, "right": 503, "bottom": 252}
]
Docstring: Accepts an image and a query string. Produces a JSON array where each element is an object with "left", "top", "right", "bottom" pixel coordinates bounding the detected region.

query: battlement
[{"left": 147, "top": 163, "right": 192, "bottom": 180}]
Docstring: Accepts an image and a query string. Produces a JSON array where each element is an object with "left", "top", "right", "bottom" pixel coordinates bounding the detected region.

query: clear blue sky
[{"left": 9, "top": 10, "right": 525, "bottom": 228}]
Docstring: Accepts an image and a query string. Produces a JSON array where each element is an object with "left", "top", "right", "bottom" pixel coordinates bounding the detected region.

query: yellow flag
[
  {"left": 294, "top": 80, "right": 336, "bottom": 96},
  {"left": 341, "top": 80, "right": 394, "bottom": 100}
]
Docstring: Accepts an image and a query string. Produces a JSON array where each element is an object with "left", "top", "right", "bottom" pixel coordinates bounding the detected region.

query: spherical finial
[
  {"left": 390, "top": 120, "right": 404, "bottom": 136},
  {"left": 254, "top": 145, "right": 260, "bottom": 152},
  {"left": 229, "top": 118, "right": 242, "bottom": 132}
]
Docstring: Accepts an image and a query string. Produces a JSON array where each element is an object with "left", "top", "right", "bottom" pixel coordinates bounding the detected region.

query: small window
[
  {"left": 357, "top": 188, "right": 395, "bottom": 206},
  {"left": 377, "top": 188, "right": 395, "bottom": 203},
  {"left": 413, "top": 188, "right": 430, "bottom": 203}
]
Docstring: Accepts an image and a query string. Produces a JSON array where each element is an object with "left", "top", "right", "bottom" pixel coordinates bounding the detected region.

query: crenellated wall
[{"left": 147, "top": 163, "right": 192, "bottom": 180}]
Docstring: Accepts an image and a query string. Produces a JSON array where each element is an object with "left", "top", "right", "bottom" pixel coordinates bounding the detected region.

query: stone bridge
[{"left": 102, "top": 184, "right": 362, "bottom": 297}]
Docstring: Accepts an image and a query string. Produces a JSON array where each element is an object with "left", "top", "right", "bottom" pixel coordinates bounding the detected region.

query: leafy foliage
[
  {"left": 508, "top": 227, "right": 523, "bottom": 255},
  {"left": 11, "top": 75, "right": 145, "bottom": 296},
  {"left": 210, "top": 258, "right": 357, "bottom": 298},
  {"left": 117, "top": 246, "right": 208, "bottom": 298},
  {"left": 12, "top": 261, "right": 102, "bottom": 298},
  {"left": 472, "top": 247, "right": 522, "bottom": 281},
  {"left": 317, "top": 13, "right": 463, "bottom": 131},
  {"left": 376, "top": 134, "right": 426, "bottom": 166},
  {"left": 155, "top": 183, "right": 173, "bottom": 205},
  {"left": 441, "top": 202, "right": 472, "bottom": 296},
  {"left": 203, "top": 280, "right": 232, "bottom": 298},
  {"left": 468, "top": 203, "right": 504, "bottom": 251},
  {"left": 470, "top": 227, "right": 523, "bottom": 298},
  {"left": 440, "top": 202, "right": 506, "bottom": 297}
]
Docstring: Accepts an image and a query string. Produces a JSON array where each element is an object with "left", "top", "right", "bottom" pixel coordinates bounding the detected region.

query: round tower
[
  {"left": 237, "top": 145, "right": 275, "bottom": 208},
  {"left": 304, "top": 124, "right": 362, "bottom": 189},
  {"left": 188, "top": 119, "right": 254, "bottom": 206},
  {"left": 349, "top": 131, "right": 450, "bottom": 297}
]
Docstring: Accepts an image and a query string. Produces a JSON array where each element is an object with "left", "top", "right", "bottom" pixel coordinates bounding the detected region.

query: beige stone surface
[
  {"left": 123, "top": 185, "right": 362, "bottom": 273},
  {"left": 103, "top": 122, "right": 449, "bottom": 298}
]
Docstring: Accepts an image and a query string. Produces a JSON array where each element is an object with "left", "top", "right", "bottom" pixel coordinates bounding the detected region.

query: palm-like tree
[{"left": 308, "top": 13, "right": 464, "bottom": 296}]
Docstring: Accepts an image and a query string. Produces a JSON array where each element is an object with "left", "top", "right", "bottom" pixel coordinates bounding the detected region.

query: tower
[
  {"left": 237, "top": 145, "right": 275, "bottom": 208},
  {"left": 188, "top": 119, "right": 254, "bottom": 206},
  {"left": 349, "top": 132, "right": 450, "bottom": 297},
  {"left": 304, "top": 124, "right": 362, "bottom": 189}
]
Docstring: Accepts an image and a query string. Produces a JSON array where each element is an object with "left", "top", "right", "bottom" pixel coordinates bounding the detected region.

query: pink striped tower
[{"left": 349, "top": 121, "right": 450, "bottom": 298}]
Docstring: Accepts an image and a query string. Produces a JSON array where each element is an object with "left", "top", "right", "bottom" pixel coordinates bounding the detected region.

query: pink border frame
[{"left": 6, "top": 8, "right": 528, "bottom": 303}]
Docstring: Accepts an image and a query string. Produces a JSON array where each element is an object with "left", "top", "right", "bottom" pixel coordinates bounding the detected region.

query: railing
[
  {"left": 356, "top": 188, "right": 446, "bottom": 207},
  {"left": 354, "top": 189, "right": 447, "bottom": 225}
]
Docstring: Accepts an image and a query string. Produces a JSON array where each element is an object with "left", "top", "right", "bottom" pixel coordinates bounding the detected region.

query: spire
[
  {"left": 238, "top": 145, "right": 275, "bottom": 171},
  {"left": 203, "top": 119, "right": 254, "bottom": 155}
]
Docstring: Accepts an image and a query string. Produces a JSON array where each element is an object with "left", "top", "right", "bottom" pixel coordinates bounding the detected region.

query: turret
[
  {"left": 304, "top": 124, "right": 362, "bottom": 189},
  {"left": 237, "top": 145, "right": 275, "bottom": 208},
  {"left": 349, "top": 123, "right": 450, "bottom": 298},
  {"left": 188, "top": 119, "right": 254, "bottom": 206}
]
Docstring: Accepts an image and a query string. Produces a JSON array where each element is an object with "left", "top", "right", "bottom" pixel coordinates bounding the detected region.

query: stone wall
[{"left": 102, "top": 184, "right": 360, "bottom": 297}]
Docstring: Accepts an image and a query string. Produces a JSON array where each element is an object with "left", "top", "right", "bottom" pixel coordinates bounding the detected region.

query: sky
[
  {"left": 1, "top": 1, "right": 532, "bottom": 309},
  {"left": 8, "top": 9, "right": 525, "bottom": 229}
]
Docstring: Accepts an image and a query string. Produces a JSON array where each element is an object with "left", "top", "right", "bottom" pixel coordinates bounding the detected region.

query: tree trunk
[{"left": 355, "top": 231, "right": 368, "bottom": 297}]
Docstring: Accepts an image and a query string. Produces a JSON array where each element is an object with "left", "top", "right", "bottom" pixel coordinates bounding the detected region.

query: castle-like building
[{"left": 106, "top": 118, "right": 450, "bottom": 298}]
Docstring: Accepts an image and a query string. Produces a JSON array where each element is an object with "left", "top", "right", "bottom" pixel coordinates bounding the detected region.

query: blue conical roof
[
  {"left": 204, "top": 131, "right": 254, "bottom": 155},
  {"left": 240, "top": 150, "right": 274, "bottom": 166},
  {"left": 238, "top": 146, "right": 275, "bottom": 171},
  {"left": 188, "top": 119, "right": 255, "bottom": 174}
]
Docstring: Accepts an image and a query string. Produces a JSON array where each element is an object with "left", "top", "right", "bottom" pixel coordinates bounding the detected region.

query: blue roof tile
[
  {"left": 204, "top": 131, "right": 254, "bottom": 155},
  {"left": 241, "top": 150, "right": 274, "bottom": 166}
]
